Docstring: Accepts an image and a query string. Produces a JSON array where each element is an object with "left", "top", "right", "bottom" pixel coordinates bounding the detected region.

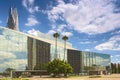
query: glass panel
[
  {"left": 0, "top": 27, "right": 27, "bottom": 72},
  {"left": 82, "top": 51, "right": 111, "bottom": 71},
  {"left": 50, "top": 44, "right": 67, "bottom": 61}
]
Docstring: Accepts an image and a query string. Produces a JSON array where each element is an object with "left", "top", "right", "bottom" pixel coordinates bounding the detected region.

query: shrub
[{"left": 47, "top": 59, "right": 73, "bottom": 77}]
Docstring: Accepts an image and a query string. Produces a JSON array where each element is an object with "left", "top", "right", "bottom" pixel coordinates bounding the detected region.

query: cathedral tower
[{"left": 7, "top": 7, "right": 19, "bottom": 30}]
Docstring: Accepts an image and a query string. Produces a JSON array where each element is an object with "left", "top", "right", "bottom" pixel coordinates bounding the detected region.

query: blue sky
[{"left": 0, "top": 0, "right": 120, "bottom": 63}]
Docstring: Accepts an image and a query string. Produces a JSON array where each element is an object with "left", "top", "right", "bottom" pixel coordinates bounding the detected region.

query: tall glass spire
[{"left": 7, "top": 7, "right": 19, "bottom": 30}]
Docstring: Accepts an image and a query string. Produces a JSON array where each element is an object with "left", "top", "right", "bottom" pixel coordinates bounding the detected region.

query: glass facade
[
  {"left": 67, "top": 49, "right": 111, "bottom": 74},
  {"left": 0, "top": 27, "right": 27, "bottom": 72},
  {"left": 67, "top": 50, "right": 82, "bottom": 73},
  {"left": 27, "top": 37, "right": 50, "bottom": 70},
  {"left": 0, "top": 26, "right": 69, "bottom": 72},
  {"left": 50, "top": 45, "right": 67, "bottom": 61},
  {"left": 82, "top": 51, "right": 111, "bottom": 73},
  {"left": 0, "top": 26, "right": 111, "bottom": 74},
  {"left": 82, "top": 51, "right": 111, "bottom": 67}
]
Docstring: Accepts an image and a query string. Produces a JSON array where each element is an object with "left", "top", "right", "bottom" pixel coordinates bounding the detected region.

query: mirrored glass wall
[
  {"left": 0, "top": 27, "right": 68, "bottom": 72},
  {"left": 82, "top": 51, "right": 111, "bottom": 72},
  {"left": 0, "top": 27, "right": 27, "bottom": 72}
]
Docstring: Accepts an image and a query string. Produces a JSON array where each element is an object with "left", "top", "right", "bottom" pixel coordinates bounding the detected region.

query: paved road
[
  {"left": 29, "top": 78, "right": 120, "bottom": 80},
  {"left": 29, "top": 74, "right": 120, "bottom": 80}
]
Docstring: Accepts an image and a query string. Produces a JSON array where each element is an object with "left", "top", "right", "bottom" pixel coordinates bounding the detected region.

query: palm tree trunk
[
  {"left": 55, "top": 38, "right": 57, "bottom": 59},
  {"left": 64, "top": 41, "right": 66, "bottom": 60}
]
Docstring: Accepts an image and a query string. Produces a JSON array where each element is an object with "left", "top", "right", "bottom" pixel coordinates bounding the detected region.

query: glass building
[
  {"left": 67, "top": 49, "right": 111, "bottom": 74},
  {"left": 0, "top": 26, "right": 72, "bottom": 71},
  {"left": 0, "top": 26, "right": 111, "bottom": 74}
]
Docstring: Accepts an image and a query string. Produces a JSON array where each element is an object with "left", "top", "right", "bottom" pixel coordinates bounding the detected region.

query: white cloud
[
  {"left": 95, "top": 35, "right": 120, "bottom": 51},
  {"left": 80, "top": 41, "right": 91, "bottom": 44},
  {"left": 22, "top": 0, "right": 40, "bottom": 13},
  {"left": 34, "top": 6, "right": 39, "bottom": 12},
  {"left": 57, "top": 24, "right": 66, "bottom": 32},
  {"left": 47, "top": 0, "right": 120, "bottom": 34},
  {"left": 29, "top": 0, "right": 34, "bottom": 5},
  {"left": 111, "top": 55, "right": 113, "bottom": 58},
  {"left": 61, "top": 31, "right": 73, "bottom": 37},
  {"left": 22, "top": 0, "right": 40, "bottom": 27},
  {"left": 57, "top": 24, "right": 73, "bottom": 37},
  {"left": 22, "top": 0, "right": 27, "bottom": 8},
  {"left": 47, "top": 30, "right": 56, "bottom": 36},
  {"left": 27, "top": 29, "right": 54, "bottom": 41},
  {"left": 84, "top": 49, "right": 90, "bottom": 51},
  {"left": 47, "top": 24, "right": 73, "bottom": 37},
  {"left": 80, "top": 41, "right": 97, "bottom": 44},
  {"left": 25, "top": 15, "right": 39, "bottom": 26},
  {"left": 27, "top": 28, "right": 39, "bottom": 36},
  {"left": 47, "top": 29, "right": 73, "bottom": 37}
]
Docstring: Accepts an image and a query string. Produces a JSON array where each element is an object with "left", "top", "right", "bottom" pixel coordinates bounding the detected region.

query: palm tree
[
  {"left": 62, "top": 35, "right": 68, "bottom": 60},
  {"left": 53, "top": 33, "right": 60, "bottom": 59}
]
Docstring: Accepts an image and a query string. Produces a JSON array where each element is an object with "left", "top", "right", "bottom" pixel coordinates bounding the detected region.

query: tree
[
  {"left": 53, "top": 33, "right": 60, "bottom": 59},
  {"left": 62, "top": 36, "right": 68, "bottom": 60},
  {"left": 118, "top": 63, "right": 120, "bottom": 73},
  {"left": 25, "top": 66, "right": 29, "bottom": 70},
  {"left": 4, "top": 68, "right": 15, "bottom": 77},
  {"left": 112, "top": 63, "right": 117, "bottom": 73},
  {"left": 111, "top": 63, "right": 114, "bottom": 73},
  {"left": 111, "top": 63, "right": 120, "bottom": 73},
  {"left": 5, "top": 68, "right": 15, "bottom": 72},
  {"left": 47, "top": 59, "right": 73, "bottom": 77},
  {"left": 114, "top": 63, "right": 117, "bottom": 73}
]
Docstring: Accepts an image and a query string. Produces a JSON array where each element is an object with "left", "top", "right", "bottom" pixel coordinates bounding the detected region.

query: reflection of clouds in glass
[
  {"left": 0, "top": 27, "right": 27, "bottom": 72},
  {"left": 0, "top": 59, "right": 27, "bottom": 72},
  {"left": 0, "top": 51, "right": 16, "bottom": 62},
  {"left": 0, "top": 28, "right": 27, "bottom": 52},
  {"left": 14, "top": 52, "right": 27, "bottom": 59},
  {"left": 0, "top": 51, "right": 27, "bottom": 71},
  {"left": 50, "top": 45, "right": 67, "bottom": 60},
  {"left": 96, "top": 55, "right": 110, "bottom": 66},
  {"left": 83, "top": 51, "right": 110, "bottom": 66}
]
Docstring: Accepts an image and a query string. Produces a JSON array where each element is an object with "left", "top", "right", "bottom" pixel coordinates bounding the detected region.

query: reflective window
[
  {"left": 0, "top": 27, "right": 68, "bottom": 72},
  {"left": 0, "top": 27, "right": 27, "bottom": 71},
  {"left": 50, "top": 45, "right": 67, "bottom": 61},
  {"left": 81, "top": 51, "right": 111, "bottom": 71}
]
